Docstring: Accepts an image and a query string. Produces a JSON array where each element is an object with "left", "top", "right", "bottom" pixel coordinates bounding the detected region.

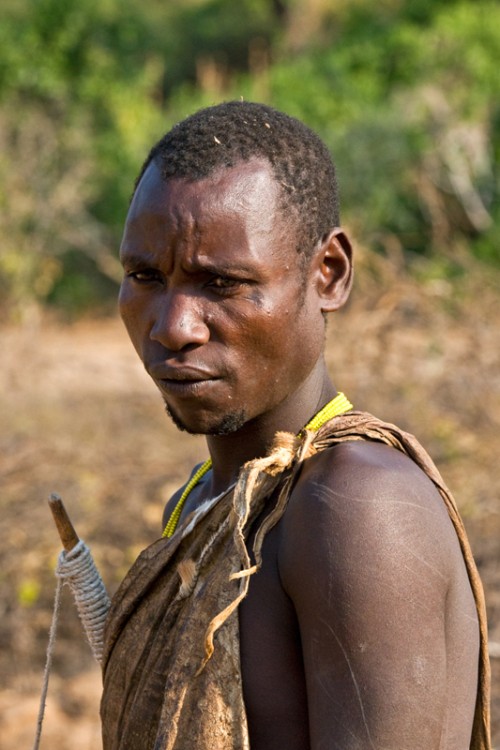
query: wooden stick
[{"left": 48, "top": 493, "right": 79, "bottom": 552}]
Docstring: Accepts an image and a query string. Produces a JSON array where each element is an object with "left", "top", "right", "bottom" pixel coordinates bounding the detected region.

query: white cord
[
  {"left": 55, "top": 540, "right": 110, "bottom": 663},
  {"left": 32, "top": 576, "right": 63, "bottom": 750}
]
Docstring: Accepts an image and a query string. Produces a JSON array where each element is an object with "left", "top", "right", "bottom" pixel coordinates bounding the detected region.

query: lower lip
[{"left": 157, "top": 378, "right": 221, "bottom": 397}]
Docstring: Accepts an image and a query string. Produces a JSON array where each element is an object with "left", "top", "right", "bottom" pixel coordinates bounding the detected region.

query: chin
[{"left": 164, "top": 401, "right": 247, "bottom": 436}]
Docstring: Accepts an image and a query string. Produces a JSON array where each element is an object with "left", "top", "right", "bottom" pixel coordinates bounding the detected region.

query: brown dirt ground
[{"left": 1, "top": 253, "right": 499, "bottom": 748}]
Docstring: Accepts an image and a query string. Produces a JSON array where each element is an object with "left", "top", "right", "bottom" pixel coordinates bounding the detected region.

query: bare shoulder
[
  {"left": 280, "top": 439, "right": 462, "bottom": 588},
  {"left": 277, "top": 440, "right": 478, "bottom": 749}
]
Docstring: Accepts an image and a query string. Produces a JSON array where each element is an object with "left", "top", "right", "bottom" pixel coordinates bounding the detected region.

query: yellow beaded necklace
[{"left": 162, "top": 392, "right": 353, "bottom": 538}]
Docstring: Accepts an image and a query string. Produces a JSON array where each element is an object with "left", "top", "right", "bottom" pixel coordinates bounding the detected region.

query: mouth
[
  {"left": 148, "top": 365, "right": 222, "bottom": 397},
  {"left": 156, "top": 376, "right": 221, "bottom": 399}
]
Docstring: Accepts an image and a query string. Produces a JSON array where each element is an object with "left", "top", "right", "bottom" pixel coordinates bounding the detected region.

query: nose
[{"left": 150, "top": 289, "right": 210, "bottom": 351}]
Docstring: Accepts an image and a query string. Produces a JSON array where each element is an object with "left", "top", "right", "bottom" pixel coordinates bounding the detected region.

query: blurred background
[{"left": 0, "top": 0, "right": 498, "bottom": 747}]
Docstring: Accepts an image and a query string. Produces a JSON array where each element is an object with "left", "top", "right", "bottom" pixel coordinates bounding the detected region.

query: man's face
[{"left": 118, "top": 158, "right": 326, "bottom": 435}]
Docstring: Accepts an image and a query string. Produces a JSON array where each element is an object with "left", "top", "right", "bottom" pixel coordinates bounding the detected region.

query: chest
[{"left": 238, "top": 521, "right": 310, "bottom": 749}]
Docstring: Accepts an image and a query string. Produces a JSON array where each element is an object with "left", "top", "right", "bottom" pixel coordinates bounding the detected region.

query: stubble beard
[{"left": 164, "top": 400, "right": 247, "bottom": 436}]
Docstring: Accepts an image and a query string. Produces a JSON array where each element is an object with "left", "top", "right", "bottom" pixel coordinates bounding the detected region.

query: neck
[{"left": 205, "top": 358, "right": 336, "bottom": 496}]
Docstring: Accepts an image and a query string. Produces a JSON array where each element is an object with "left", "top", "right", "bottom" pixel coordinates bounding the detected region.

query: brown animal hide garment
[{"left": 101, "top": 411, "right": 491, "bottom": 750}]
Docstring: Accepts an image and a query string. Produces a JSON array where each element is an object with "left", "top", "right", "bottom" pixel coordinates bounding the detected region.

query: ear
[{"left": 314, "top": 228, "right": 353, "bottom": 312}]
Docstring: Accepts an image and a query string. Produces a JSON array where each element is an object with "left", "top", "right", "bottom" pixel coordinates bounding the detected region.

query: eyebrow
[
  {"left": 120, "top": 250, "right": 259, "bottom": 277},
  {"left": 186, "top": 258, "right": 259, "bottom": 277}
]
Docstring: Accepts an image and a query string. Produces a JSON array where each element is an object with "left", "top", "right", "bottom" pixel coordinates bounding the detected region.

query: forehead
[
  {"left": 129, "top": 157, "right": 282, "bottom": 232},
  {"left": 121, "top": 158, "right": 301, "bottom": 275}
]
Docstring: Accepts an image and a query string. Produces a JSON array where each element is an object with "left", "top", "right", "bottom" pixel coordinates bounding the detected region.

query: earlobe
[{"left": 316, "top": 228, "right": 354, "bottom": 312}]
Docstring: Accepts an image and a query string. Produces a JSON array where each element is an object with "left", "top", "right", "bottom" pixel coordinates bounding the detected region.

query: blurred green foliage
[
  {"left": 18, "top": 577, "right": 41, "bottom": 607},
  {"left": 0, "top": 0, "right": 498, "bottom": 317}
]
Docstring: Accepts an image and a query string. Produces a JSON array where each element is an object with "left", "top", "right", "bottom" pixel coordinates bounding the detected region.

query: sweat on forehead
[{"left": 134, "top": 101, "right": 341, "bottom": 259}]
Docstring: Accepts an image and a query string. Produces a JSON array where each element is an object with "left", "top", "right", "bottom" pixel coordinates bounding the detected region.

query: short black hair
[{"left": 135, "top": 101, "right": 340, "bottom": 259}]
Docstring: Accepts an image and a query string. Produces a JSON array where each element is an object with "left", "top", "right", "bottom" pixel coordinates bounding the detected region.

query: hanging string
[{"left": 32, "top": 576, "right": 63, "bottom": 750}]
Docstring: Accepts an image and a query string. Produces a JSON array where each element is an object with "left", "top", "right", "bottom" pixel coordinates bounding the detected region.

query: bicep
[{"left": 280, "top": 452, "right": 453, "bottom": 749}]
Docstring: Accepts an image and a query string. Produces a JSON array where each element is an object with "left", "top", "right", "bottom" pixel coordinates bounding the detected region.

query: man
[{"left": 101, "top": 101, "right": 490, "bottom": 749}]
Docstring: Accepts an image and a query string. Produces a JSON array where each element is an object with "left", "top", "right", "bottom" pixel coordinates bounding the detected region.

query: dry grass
[{"left": 1, "top": 254, "right": 499, "bottom": 748}]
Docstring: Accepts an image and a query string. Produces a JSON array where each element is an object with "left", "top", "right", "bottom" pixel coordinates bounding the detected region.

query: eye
[
  {"left": 207, "top": 276, "right": 245, "bottom": 294},
  {"left": 126, "top": 268, "right": 163, "bottom": 284}
]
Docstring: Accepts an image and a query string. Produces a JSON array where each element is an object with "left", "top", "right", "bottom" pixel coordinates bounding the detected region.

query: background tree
[{"left": 0, "top": 0, "right": 498, "bottom": 318}]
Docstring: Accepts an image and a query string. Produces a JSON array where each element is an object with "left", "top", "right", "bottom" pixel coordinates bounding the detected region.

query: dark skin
[{"left": 119, "top": 157, "right": 479, "bottom": 749}]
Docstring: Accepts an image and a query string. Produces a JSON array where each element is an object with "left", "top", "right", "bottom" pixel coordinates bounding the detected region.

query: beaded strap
[
  {"left": 304, "top": 392, "right": 352, "bottom": 432},
  {"left": 162, "top": 392, "right": 353, "bottom": 538},
  {"left": 162, "top": 460, "right": 213, "bottom": 538}
]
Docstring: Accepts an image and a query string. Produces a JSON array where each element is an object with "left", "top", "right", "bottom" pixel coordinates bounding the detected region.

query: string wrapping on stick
[
  {"left": 47, "top": 492, "right": 110, "bottom": 662},
  {"left": 56, "top": 539, "right": 110, "bottom": 663},
  {"left": 32, "top": 494, "right": 110, "bottom": 749}
]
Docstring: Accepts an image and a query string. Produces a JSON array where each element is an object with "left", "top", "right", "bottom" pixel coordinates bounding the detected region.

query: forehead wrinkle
[
  {"left": 174, "top": 196, "right": 260, "bottom": 271},
  {"left": 132, "top": 159, "right": 295, "bottom": 274},
  {"left": 164, "top": 194, "right": 195, "bottom": 238}
]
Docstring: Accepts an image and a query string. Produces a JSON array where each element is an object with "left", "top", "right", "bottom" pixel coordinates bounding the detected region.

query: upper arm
[{"left": 279, "top": 441, "right": 466, "bottom": 750}]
